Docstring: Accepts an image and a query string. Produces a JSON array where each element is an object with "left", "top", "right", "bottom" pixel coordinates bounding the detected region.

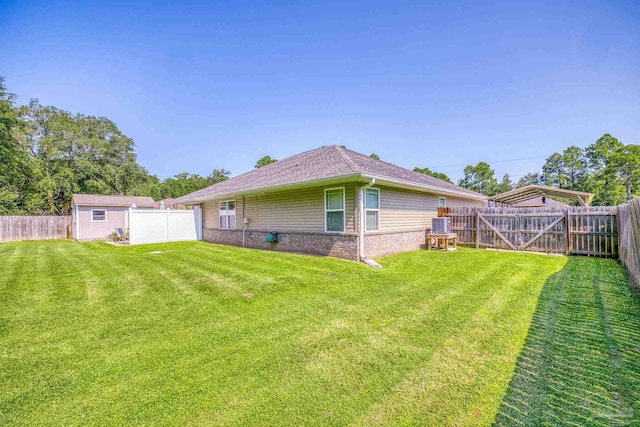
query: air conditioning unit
[{"left": 432, "top": 217, "right": 450, "bottom": 234}]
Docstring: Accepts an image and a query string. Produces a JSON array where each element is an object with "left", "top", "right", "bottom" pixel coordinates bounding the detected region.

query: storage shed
[{"left": 72, "top": 194, "right": 156, "bottom": 241}]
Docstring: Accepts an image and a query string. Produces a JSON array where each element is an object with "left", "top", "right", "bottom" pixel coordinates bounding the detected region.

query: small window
[
  {"left": 91, "top": 209, "right": 107, "bottom": 222},
  {"left": 365, "top": 188, "right": 379, "bottom": 231},
  {"left": 219, "top": 200, "right": 236, "bottom": 229},
  {"left": 439, "top": 197, "right": 446, "bottom": 208},
  {"left": 325, "top": 188, "right": 345, "bottom": 232}
]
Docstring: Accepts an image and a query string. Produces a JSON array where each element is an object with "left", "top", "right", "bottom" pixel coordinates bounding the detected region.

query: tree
[
  {"left": 516, "top": 172, "right": 541, "bottom": 188},
  {"left": 133, "top": 168, "right": 231, "bottom": 200},
  {"left": 584, "top": 134, "right": 626, "bottom": 205},
  {"left": 541, "top": 146, "right": 588, "bottom": 191},
  {"left": 606, "top": 144, "right": 640, "bottom": 201},
  {"left": 370, "top": 153, "right": 380, "bottom": 160},
  {"left": 0, "top": 77, "right": 29, "bottom": 214},
  {"left": 495, "top": 174, "right": 514, "bottom": 194},
  {"left": 255, "top": 155, "right": 277, "bottom": 168},
  {"left": 585, "top": 134, "right": 623, "bottom": 172},
  {"left": 208, "top": 168, "right": 231, "bottom": 184},
  {"left": 12, "top": 100, "right": 153, "bottom": 214},
  {"left": 458, "top": 162, "right": 498, "bottom": 195},
  {"left": 159, "top": 172, "right": 210, "bottom": 199},
  {"left": 413, "top": 167, "right": 452, "bottom": 183}
]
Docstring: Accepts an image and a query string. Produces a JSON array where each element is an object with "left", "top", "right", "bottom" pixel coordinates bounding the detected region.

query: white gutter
[
  {"left": 359, "top": 178, "right": 376, "bottom": 261},
  {"left": 359, "top": 174, "right": 487, "bottom": 201}
]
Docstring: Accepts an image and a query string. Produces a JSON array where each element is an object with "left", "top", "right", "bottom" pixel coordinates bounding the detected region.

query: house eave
[
  {"left": 177, "top": 174, "right": 363, "bottom": 204},
  {"left": 359, "top": 174, "right": 488, "bottom": 201},
  {"left": 73, "top": 203, "right": 155, "bottom": 208},
  {"left": 176, "top": 172, "right": 486, "bottom": 204}
]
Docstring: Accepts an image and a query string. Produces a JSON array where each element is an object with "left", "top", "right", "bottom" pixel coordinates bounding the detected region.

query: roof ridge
[
  {"left": 334, "top": 145, "right": 359, "bottom": 172},
  {"left": 175, "top": 145, "right": 488, "bottom": 204}
]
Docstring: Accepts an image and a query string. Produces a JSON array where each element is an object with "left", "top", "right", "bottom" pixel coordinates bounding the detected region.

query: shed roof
[
  {"left": 72, "top": 194, "right": 157, "bottom": 208},
  {"left": 513, "top": 196, "right": 570, "bottom": 208},
  {"left": 175, "top": 145, "right": 486, "bottom": 204},
  {"left": 489, "top": 185, "right": 594, "bottom": 206}
]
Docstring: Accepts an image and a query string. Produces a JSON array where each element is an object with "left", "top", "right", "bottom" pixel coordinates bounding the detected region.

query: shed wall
[{"left": 75, "top": 206, "right": 128, "bottom": 240}]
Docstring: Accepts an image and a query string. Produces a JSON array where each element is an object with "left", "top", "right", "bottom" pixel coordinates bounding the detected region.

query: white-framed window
[
  {"left": 325, "top": 187, "right": 345, "bottom": 233},
  {"left": 219, "top": 200, "right": 236, "bottom": 229},
  {"left": 439, "top": 197, "right": 446, "bottom": 208},
  {"left": 91, "top": 209, "right": 107, "bottom": 222},
  {"left": 365, "top": 188, "right": 380, "bottom": 231}
]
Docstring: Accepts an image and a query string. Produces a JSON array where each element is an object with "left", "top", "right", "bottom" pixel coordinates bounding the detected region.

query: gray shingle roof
[
  {"left": 72, "top": 194, "right": 157, "bottom": 208},
  {"left": 174, "top": 145, "right": 486, "bottom": 204}
]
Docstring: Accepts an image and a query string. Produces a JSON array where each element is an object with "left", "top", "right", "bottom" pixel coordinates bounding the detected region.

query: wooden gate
[
  {"left": 447, "top": 206, "right": 618, "bottom": 257},
  {"left": 476, "top": 211, "right": 568, "bottom": 253}
]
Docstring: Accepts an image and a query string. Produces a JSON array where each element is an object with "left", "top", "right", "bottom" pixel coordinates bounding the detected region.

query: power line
[{"left": 430, "top": 155, "right": 548, "bottom": 169}]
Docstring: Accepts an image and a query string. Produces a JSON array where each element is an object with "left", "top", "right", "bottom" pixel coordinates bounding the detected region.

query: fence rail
[
  {"left": 617, "top": 199, "right": 640, "bottom": 286},
  {"left": 445, "top": 206, "right": 618, "bottom": 257},
  {"left": 0, "top": 216, "right": 71, "bottom": 242}
]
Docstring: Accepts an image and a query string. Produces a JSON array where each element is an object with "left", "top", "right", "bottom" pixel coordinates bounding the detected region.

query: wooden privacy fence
[
  {"left": 617, "top": 199, "right": 640, "bottom": 286},
  {"left": 0, "top": 216, "right": 71, "bottom": 242},
  {"left": 446, "top": 206, "right": 618, "bottom": 257}
]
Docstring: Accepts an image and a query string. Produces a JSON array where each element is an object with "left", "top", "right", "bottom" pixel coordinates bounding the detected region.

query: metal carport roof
[{"left": 488, "top": 185, "right": 594, "bottom": 206}]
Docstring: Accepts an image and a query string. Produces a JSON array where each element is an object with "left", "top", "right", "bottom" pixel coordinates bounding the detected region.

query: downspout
[
  {"left": 359, "top": 178, "right": 375, "bottom": 261},
  {"left": 243, "top": 222, "right": 248, "bottom": 247}
]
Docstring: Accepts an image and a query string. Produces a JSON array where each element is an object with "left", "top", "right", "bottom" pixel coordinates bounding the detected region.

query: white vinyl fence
[{"left": 129, "top": 208, "right": 202, "bottom": 245}]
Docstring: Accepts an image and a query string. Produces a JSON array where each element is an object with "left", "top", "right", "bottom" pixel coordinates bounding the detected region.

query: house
[
  {"left": 174, "top": 145, "right": 486, "bottom": 261},
  {"left": 72, "top": 194, "right": 157, "bottom": 241},
  {"left": 513, "top": 196, "right": 569, "bottom": 208}
]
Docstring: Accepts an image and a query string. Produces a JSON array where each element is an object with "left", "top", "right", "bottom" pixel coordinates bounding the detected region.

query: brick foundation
[
  {"left": 203, "top": 228, "right": 360, "bottom": 261},
  {"left": 203, "top": 228, "right": 429, "bottom": 261},
  {"left": 363, "top": 229, "right": 427, "bottom": 258}
]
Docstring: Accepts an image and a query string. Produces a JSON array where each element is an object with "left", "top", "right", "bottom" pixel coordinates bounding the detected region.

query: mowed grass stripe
[
  {"left": 352, "top": 254, "right": 565, "bottom": 426},
  {"left": 495, "top": 257, "right": 640, "bottom": 426},
  {"left": 173, "top": 243, "right": 366, "bottom": 294}
]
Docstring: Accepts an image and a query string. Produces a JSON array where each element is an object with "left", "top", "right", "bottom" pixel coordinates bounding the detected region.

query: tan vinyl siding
[
  {"left": 446, "top": 196, "right": 484, "bottom": 207},
  {"left": 377, "top": 186, "right": 483, "bottom": 232},
  {"left": 202, "top": 183, "right": 356, "bottom": 233},
  {"left": 378, "top": 186, "right": 437, "bottom": 231}
]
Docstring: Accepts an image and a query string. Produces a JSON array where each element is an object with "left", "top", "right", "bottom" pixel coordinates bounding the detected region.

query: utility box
[{"left": 432, "top": 217, "right": 450, "bottom": 234}]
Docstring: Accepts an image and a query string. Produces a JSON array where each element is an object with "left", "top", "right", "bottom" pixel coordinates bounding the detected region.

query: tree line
[
  {"left": 0, "top": 78, "right": 230, "bottom": 215},
  {"left": 412, "top": 134, "right": 640, "bottom": 205}
]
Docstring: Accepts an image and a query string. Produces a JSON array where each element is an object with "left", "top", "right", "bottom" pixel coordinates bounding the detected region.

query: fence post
[
  {"left": 565, "top": 209, "right": 571, "bottom": 255},
  {"left": 166, "top": 208, "right": 171, "bottom": 242},
  {"left": 128, "top": 207, "right": 134, "bottom": 244},
  {"left": 475, "top": 210, "right": 480, "bottom": 248}
]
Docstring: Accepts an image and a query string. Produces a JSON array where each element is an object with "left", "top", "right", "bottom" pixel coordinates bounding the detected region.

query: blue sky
[{"left": 1, "top": 0, "right": 639, "bottom": 182}]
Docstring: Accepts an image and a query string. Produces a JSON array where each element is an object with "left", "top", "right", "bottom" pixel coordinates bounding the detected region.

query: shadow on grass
[{"left": 494, "top": 256, "right": 640, "bottom": 426}]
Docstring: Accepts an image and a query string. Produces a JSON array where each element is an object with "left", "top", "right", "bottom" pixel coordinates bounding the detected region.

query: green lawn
[
  {"left": 495, "top": 256, "right": 640, "bottom": 426},
  {"left": 0, "top": 241, "right": 637, "bottom": 426}
]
